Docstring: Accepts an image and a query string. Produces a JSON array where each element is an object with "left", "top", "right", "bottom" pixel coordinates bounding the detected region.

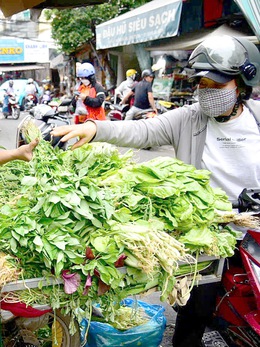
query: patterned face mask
[{"left": 198, "top": 87, "right": 237, "bottom": 118}]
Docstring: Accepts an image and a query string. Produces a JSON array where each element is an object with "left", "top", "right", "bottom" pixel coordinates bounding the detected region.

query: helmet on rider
[
  {"left": 141, "top": 69, "right": 155, "bottom": 79},
  {"left": 76, "top": 63, "right": 95, "bottom": 78},
  {"left": 27, "top": 78, "right": 34, "bottom": 84},
  {"left": 188, "top": 35, "right": 260, "bottom": 87},
  {"left": 9, "top": 80, "right": 14, "bottom": 87},
  {"left": 126, "top": 69, "right": 137, "bottom": 79}
]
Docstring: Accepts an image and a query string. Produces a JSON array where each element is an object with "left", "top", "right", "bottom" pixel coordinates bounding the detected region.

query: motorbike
[
  {"left": 16, "top": 104, "right": 71, "bottom": 150},
  {"left": 107, "top": 98, "right": 176, "bottom": 121},
  {"left": 1, "top": 277, "right": 81, "bottom": 346},
  {"left": 107, "top": 102, "right": 130, "bottom": 121},
  {"left": 202, "top": 188, "right": 260, "bottom": 347},
  {"left": 133, "top": 99, "right": 177, "bottom": 120},
  {"left": 24, "top": 94, "right": 38, "bottom": 111},
  {"left": 47, "top": 97, "right": 74, "bottom": 119},
  {"left": 2, "top": 93, "right": 20, "bottom": 120},
  {"left": 40, "top": 90, "right": 53, "bottom": 105}
]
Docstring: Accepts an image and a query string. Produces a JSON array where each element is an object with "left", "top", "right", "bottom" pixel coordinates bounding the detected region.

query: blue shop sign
[
  {"left": 96, "top": 0, "right": 182, "bottom": 49},
  {"left": 0, "top": 39, "right": 24, "bottom": 62},
  {"left": 234, "top": 0, "right": 260, "bottom": 41}
]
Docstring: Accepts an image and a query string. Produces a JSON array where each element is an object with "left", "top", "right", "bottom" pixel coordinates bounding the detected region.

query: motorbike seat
[
  {"left": 134, "top": 108, "right": 155, "bottom": 120},
  {"left": 59, "top": 98, "right": 73, "bottom": 106},
  {"left": 110, "top": 104, "right": 129, "bottom": 112}
]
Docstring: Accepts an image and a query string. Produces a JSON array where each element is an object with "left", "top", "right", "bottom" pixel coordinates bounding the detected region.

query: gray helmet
[
  {"left": 141, "top": 69, "right": 155, "bottom": 78},
  {"left": 188, "top": 35, "right": 260, "bottom": 87}
]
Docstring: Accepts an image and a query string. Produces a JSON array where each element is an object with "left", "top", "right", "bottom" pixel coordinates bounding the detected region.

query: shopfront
[
  {"left": 96, "top": 0, "right": 258, "bottom": 102},
  {"left": 96, "top": 0, "right": 183, "bottom": 89},
  {"left": 0, "top": 38, "right": 50, "bottom": 83}
]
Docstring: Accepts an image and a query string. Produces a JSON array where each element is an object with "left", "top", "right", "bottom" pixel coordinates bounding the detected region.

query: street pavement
[
  {"left": 0, "top": 110, "right": 176, "bottom": 346},
  {"left": 0, "top": 110, "right": 31, "bottom": 149}
]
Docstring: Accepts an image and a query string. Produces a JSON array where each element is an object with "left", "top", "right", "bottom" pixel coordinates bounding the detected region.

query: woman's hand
[{"left": 50, "top": 121, "right": 97, "bottom": 150}]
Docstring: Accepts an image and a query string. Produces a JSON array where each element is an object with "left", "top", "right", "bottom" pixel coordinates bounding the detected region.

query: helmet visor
[{"left": 189, "top": 36, "right": 248, "bottom": 75}]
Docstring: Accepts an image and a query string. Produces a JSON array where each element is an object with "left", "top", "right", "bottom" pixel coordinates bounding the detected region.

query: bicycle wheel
[{"left": 2, "top": 309, "right": 81, "bottom": 347}]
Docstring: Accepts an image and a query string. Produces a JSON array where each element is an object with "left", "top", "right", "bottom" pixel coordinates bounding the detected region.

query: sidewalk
[{"left": 136, "top": 291, "right": 176, "bottom": 347}]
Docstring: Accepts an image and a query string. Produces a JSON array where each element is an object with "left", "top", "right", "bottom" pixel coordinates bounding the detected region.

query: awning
[
  {"left": 0, "top": 0, "right": 105, "bottom": 18},
  {"left": 50, "top": 53, "right": 65, "bottom": 69},
  {"left": 96, "top": 0, "right": 182, "bottom": 50},
  {"left": 234, "top": 0, "right": 260, "bottom": 41},
  {"left": 0, "top": 64, "right": 45, "bottom": 72},
  {"left": 0, "top": 0, "right": 42, "bottom": 18},
  {"left": 146, "top": 24, "right": 259, "bottom": 54}
]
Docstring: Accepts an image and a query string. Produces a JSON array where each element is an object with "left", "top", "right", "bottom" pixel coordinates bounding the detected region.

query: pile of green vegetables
[{"left": 0, "top": 126, "right": 240, "bottom": 333}]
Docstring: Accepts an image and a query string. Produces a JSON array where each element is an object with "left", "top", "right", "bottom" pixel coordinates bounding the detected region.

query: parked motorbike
[
  {"left": 2, "top": 93, "right": 20, "bottom": 120},
  {"left": 202, "top": 188, "right": 260, "bottom": 347},
  {"left": 1, "top": 277, "right": 81, "bottom": 346},
  {"left": 24, "top": 94, "right": 38, "bottom": 111},
  {"left": 16, "top": 104, "right": 71, "bottom": 150}
]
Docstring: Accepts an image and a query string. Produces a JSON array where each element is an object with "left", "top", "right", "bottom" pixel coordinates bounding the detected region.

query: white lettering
[
  {"left": 116, "top": 23, "right": 126, "bottom": 35},
  {"left": 149, "top": 9, "right": 177, "bottom": 28},
  {"left": 128, "top": 18, "right": 147, "bottom": 33},
  {"left": 103, "top": 26, "right": 116, "bottom": 38}
]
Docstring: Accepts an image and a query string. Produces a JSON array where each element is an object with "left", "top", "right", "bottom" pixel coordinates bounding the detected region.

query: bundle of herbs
[{"left": 0, "top": 124, "right": 255, "bottom": 333}]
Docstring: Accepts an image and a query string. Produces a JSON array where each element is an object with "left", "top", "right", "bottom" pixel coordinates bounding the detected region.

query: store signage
[
  {"left": 234, "top": 0, "right": 260, "bottom": 41},
  {"left": 96, "top": 0, "right": 182, "bottom": 49},
  {"left": 0, "top": 39, "right": 49, "bottom": 63},
  {"left": 152, "top": 78, "right": 174, "bottom": 100},
  {"left": 0, "top": 39, "right": 24, "bottom": 62}
]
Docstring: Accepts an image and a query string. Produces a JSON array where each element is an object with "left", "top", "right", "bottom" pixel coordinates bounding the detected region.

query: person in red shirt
[{"left": 74, "top": 63, "right": 106, "bottom": 123}]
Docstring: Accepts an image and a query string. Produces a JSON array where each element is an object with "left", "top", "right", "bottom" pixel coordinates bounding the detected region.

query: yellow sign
[{"left": 0, "top": 47, "right": 23, "bottom": 55}]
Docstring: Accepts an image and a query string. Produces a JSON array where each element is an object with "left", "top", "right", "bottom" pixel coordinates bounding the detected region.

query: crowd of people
[{"left": 1, "top": 34, "right": 260, "bottom": 347}]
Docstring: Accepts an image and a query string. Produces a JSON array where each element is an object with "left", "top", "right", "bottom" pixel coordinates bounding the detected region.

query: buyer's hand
[
  {"left": 18, "top": 139, "right": 39, "bottom": 161},
  {"left": 50, "top": 121, "right": 97, "bottom": 150},
  {"left": 0, "top": 138, "right": 39, "bottom": 165}
]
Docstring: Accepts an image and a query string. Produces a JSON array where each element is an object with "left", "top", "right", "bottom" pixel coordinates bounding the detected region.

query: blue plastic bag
[{"left": 81, "top": 298, "right": 167, "bottom": 347}]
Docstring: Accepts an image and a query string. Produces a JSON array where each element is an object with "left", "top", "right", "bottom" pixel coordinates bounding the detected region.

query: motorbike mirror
[{"left": 238, "top": 188, "right": 260, "bottom": 212}]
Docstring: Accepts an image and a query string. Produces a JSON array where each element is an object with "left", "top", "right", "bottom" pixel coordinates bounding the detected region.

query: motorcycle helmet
[
  {"left": 126, "top": 69, "right": 137, "bottom": 78},
  {"left": 188, "top": 35, "right": 260, "bottom": 87},
  {"left": 9, "top": 80, "right": 14, "bottom": 86},
  {"left": 141, "top": 69, "right": 155, "bottom": 78},
  {"left": 76, "top": 63, "right": 95, "bottom": 78},
  {"left": 27, "top": 78, "right": 34, "bottom": 84}
]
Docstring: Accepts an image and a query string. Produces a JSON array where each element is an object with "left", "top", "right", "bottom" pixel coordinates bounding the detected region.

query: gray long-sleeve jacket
[{"left": 94, "top": 100, "right": 260, "bottom": 169}]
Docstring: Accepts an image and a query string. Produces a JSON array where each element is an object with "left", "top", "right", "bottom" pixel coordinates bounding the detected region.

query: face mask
[
  {"left": 198, "top": 87, "right": 237, "bottom": 118},
  {"left": 81, "top": 78, "right": 90, "bottom": 86}
]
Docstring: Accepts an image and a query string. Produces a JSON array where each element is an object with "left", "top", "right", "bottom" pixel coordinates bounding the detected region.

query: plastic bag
[
  {"left": 81, "top": 298, "right": 167, "bottom": 347},
  {"left": 75, "top": 98, "right": 88, "bottom": 115}
]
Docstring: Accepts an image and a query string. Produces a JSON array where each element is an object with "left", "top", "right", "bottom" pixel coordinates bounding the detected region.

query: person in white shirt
[
  {"left": 114, "top": 69, "right": 137, "bottom": 104},
  {"left": 25, "top": 78, "right": 38, "bottom": 96}
]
